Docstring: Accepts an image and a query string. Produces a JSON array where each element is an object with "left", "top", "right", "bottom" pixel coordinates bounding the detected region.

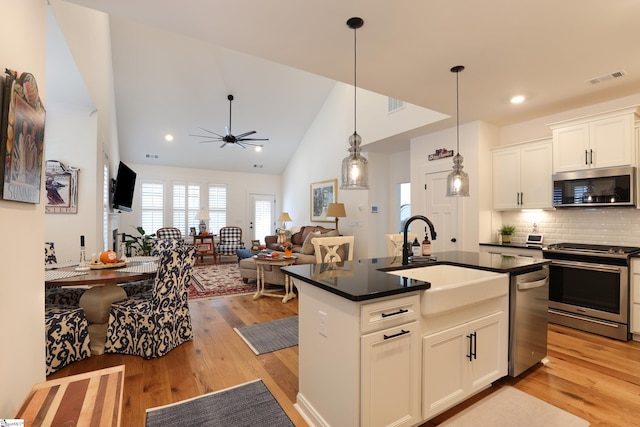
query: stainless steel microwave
[{"left": 552, "top": 166, "right": 636, "bottom": 207}]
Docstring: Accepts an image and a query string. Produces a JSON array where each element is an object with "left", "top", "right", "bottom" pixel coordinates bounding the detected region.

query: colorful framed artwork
[
  {"left": 45, "top": 160, "right": 79, "bottom": 214},
  {"left": 310, "top": 179, "right": 337, "bottom": 222},
  {"left": 0, "top": 71, "right": 46, "bottom": 204}
]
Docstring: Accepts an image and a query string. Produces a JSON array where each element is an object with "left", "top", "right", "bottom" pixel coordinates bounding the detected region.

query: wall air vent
[
  {"left": 145, "top": 153, "right": 159, "bottom": 159},
  {"left": 586, "top": 69, "right": 626, "bottom": 85},
  {"left": 388, "top": 97, "right": 405, "bottom": 113}
]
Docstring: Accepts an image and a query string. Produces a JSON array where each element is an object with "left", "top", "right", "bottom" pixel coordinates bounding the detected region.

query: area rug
[
  {"left": 189, "top": 262, "right": 256, "bottom": 300},
  {"left": 234, "top": 316, "right": 298, "bottom": 355},
  {"left": 439, "top": 386, "right": 590, "bottom": 427},
  {"left": 145, "top": 379, "right": 294, "bottom": 427}
]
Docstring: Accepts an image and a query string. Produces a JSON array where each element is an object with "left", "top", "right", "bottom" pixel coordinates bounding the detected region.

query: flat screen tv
[{"left": 112, "top": 161, "right": 136, "bottom": 212}]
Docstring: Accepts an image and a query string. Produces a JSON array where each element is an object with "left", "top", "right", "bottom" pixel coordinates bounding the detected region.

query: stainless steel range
[{"left": 543, "top": 243, "right": 640, "bottom": 341}]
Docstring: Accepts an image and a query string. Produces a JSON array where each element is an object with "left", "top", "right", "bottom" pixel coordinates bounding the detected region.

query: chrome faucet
[{"left": 403, "top": 215, "right": 437, "bottom": 265}]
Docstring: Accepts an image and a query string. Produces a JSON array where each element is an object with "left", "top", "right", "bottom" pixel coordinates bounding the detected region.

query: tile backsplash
[{"left": 500, "top": 208, "right": 640, "bottom": 247}]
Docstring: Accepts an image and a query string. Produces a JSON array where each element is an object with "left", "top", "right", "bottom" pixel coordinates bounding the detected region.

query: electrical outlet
[{"left": 319, "top": 310, "right": 328, "bottom": 337}]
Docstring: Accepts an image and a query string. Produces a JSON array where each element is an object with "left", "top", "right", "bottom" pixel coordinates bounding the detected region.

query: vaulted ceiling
[{"left": 51, "top": 0, "right": 640, "bottom": 174}]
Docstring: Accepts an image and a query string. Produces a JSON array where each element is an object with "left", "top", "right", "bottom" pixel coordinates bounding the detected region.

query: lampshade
[
  {"left": 340, "top": 17, "right": 369, "bottom": 190},
  {"left": 445, "top": 65, "right": 470, "bottom": 197},
  {"left": 277, "top": 212, "right": 292, "bottom": 223},
  {"left": 195, "top": 208, "right": 210, "bottom": 221},
  {"left": 326, "top": 203, "right": 347, "bottom": 218}
]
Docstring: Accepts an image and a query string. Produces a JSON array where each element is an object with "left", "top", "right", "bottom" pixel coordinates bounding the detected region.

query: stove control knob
[{"left": 608, "top": 248, "right": 615, "bottom": 254}]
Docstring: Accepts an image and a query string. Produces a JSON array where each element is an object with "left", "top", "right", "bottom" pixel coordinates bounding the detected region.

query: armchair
[{"left": 216, "top": 226, "right": 245, "bottom": 260}]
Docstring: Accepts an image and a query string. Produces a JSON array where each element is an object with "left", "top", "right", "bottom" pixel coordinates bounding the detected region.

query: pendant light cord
[
  {"left": 353, "top": 24, "right": 357, "bottom": 134},
  {"left": 456, "top": 69, "right": 459, "bottom": 155}
]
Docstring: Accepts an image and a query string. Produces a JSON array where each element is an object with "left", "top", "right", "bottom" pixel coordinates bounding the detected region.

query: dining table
[{"left": 45, "top": 257, "right": 158, "bottom": 355}]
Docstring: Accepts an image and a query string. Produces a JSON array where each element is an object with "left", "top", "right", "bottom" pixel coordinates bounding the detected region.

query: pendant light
[
  {"left": 445, "top": 65, "right": 470, "bottom": 197},
  {"left": 341, "top": 17, "right": 369, "bottom": 190}
]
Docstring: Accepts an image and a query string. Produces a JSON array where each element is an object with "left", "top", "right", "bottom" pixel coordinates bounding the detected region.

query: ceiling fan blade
[
  {"left": 238, "top": 137, "right": 269, "bottom": 142},
  {"left": 198, "top": 128, "right": 224, "bottom": 138},
  {"left": 237, "top": 141, "right": 265, "bottom": 147},
  {"left": 235, "top": 142, "right": 247, "bottom": 149},
  {"left": 196, "top": 140, "right": 221, "bottom": 144},
  {"left": 235, "top": 130, "right": 256, "bottom": 139},
  {"left": 220, "top": 142, "right": 227, "bottom": 148},
  {"left": 190, "top": 133, "right": 223, "bottom": 139}
]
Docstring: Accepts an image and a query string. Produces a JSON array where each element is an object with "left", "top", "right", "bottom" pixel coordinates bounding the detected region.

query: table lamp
[
  {"left": 277, "top": 212, "right": 292, "bottom": 244},
  {"left": 326, "top": 203, "right": 347, "bottom": 233},
  {"left": 195, "top": 208, "right": 210, "bottom": 234}
]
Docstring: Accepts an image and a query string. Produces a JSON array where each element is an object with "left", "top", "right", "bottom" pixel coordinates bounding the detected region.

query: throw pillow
[{"left": 300, "top": 231, "right": 321, "bottom": 255}]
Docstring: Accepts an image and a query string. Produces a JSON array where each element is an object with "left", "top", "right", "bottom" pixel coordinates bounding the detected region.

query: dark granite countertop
[
  {"left": 282, "top": 251, "right": 550, "bottom": 302},
  {"left": 480, "top": 242, "right": 544, "bottom": 250}
]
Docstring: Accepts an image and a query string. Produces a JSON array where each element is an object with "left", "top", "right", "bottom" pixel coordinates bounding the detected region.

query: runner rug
[
  {"left": 439, "top": 386, "right": 590, "bottom": 427},
  {"left": 145, "top": 379, "right": 294, "bottom": 427},
  {"left": 188, "top": 262, "right": 256, "bottom": 300},
  {"left": 234, "top": 316, "right": 299, "bottom": 355}
]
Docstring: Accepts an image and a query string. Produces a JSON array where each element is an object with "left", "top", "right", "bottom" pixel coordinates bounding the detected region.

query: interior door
[
  {"left": 249, "top": 193, "right": 275, "bottom": 243},
  {"left": 425, "top": 171, "right": 459, "bottom": 253}
]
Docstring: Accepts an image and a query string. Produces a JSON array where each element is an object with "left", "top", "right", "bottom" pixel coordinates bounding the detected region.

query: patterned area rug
[{"left": 189, "top": 262, "right": 256, "bottom": 300}]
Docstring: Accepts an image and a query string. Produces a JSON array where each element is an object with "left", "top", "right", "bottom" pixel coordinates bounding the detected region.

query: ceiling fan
[{"left": 190, "top": 94, "right": 269, "bottom": 149}]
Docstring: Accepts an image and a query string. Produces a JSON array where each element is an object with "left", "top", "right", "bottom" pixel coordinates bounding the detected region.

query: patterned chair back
[
  {"left": 151, "top": 245, "right": 197, "bottom": 311},
  {"left": 45, "top": 242, "right": 57, "bottom": 265},
  {"left": 384, "top": 233, "right": 417, "bottom": 258},
  {"left": 156, "top": 227, "right": 182, "bottom": 240},
  {"left": 311, "top": 235, "right": 355, "bottom": 264}
]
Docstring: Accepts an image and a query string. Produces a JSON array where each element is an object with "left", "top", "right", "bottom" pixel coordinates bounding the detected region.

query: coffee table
[{"left": 252, "top": 255, "right": 297, "bottom": 303}]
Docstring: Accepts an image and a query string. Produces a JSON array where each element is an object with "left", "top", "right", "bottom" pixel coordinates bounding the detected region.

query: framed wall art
[
  {"left": 45, "top": 160, "right": 79, "bottom": 214},
  {"left": 310, "top": 179, "right": 337, "bottom": 222},
  {"left": 0, "top": 71, "right": 46, "bottom": 204}
]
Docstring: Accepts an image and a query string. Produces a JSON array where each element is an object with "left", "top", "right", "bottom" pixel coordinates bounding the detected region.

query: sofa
[{"left": 239, "top": 225, "right": 336, "bottom": 285}]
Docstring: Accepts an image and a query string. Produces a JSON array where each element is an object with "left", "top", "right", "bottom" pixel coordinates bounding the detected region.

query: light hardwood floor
[{"left": 48, "top": 294, "right": 640, "bottom": 427}]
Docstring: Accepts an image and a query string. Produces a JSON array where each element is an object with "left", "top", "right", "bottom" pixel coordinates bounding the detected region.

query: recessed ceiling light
[
  {"left": 510, "top": 95, "right": 525, "bottom": 104},
  {"left": 254, "top": 146, "right": 262, "bottom": 152},
  {"left": 165, "top": 134, "right": 174, "bottom": 142}
]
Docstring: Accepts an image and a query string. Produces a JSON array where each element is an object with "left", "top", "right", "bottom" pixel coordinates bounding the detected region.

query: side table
[
  {"left": 253, "top": 255, "right": 297, "bottom": 303},
  {"left": 193, "top": 234, "right": 217, "bottom": 264}
]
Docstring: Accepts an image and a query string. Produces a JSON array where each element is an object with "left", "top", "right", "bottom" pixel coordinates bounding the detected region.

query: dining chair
[
  {"left": 216, "top": 226, "right": 245, "bottom": 260},
  {"left": 44, "top": 241, "right": 85, "bottom": 306},
  {"left": 311, "top": 235, "right": 355, "bottom": 264},
  {"left": 385, "top": 233, "right": 417, "bottom": 258},
  {"left": 45, "top": 304, "right": 91, "bottom": 375},
  {"left": 104, "top": 244, "right": 197, "bottom": 358}
]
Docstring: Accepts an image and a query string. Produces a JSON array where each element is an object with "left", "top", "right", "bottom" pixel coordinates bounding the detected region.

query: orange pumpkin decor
[
  {"left": 99, "top": 250, "right": 119, "bottom": 263},
  {"left": 271, "top": 251, "right": 280, "bottom": 258}
]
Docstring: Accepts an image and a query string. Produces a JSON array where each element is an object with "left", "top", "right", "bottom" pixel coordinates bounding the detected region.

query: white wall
[
  {"left": 117, "top": 163, "right": 282, "bottom": 241},
  {"left": 0, "top": 0, "right": 47, "bottom": 417},
  {"left": 44, "top": 109, "right": 99, "bottom": 261}
]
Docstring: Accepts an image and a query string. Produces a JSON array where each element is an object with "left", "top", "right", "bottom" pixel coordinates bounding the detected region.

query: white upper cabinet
[
  {"left": 492, "top": 138, "right": 553, "bottom": 210},
  {"left": 550, "top": 107, "right": 639, "bottom": 173}
]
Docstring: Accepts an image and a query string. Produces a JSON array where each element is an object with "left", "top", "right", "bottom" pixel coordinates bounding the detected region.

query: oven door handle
[
  {"left": 549, "top": 259, "right": 623, "bottom": 273},
  {"left": 517, "top": 277, "right": 548, "bottom": 291}
]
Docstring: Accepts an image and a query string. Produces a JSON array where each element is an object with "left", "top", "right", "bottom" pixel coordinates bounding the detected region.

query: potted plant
[
  {"left": 124, "top": 226, "right": 155, "bottom": 256},
  {"left": 499, "top": 224, "right": 516, "bottom": 244}
]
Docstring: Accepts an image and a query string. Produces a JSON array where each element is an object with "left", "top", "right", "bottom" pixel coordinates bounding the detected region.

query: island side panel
[{"left": 294, "top": 279, "right": 361, "bottom": 427}]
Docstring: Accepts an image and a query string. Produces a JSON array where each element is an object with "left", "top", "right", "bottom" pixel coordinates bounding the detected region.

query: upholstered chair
[
  {"left": 155, "top": 227, "right": 183, "bottom": 240},
  {"left": 44, "top": 242, "right": 85, "bottom": 306},
  {"left": 216, "top": 226, "right": 245, "bottom": 259},
  {"left": 104, "top": 245, "right": 197, "bottom": 358},
  {"left": 45, "top": 304, "right": 91, "bottom": 375}
]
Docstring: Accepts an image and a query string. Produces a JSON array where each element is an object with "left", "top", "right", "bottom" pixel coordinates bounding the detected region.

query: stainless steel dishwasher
[{"left": 509, "top": 265, "right": 549, "bottom": 377}]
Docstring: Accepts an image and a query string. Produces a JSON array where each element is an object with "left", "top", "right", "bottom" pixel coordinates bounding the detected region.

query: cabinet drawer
[
  {"left": 634, "top": 274, "right": 640, "bottom": 304},
  {"left": 360, "top": 294, "right": 420, "bottom": 334}
]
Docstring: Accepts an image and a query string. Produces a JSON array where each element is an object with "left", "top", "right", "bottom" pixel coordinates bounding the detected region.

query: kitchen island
[{"left": 283, "top": 251, "right": 549, "bottom": 427}]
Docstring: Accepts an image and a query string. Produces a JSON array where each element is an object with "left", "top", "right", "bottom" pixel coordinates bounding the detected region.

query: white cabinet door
[
  {"left": 589, "top": 114, "right": 634, "bottom": 169},
  {"left": 361, "top": 321, "right": 421, "bottom": 427},
  {"left": 552, "top": 123, "right": 589, "bottom": 173},
  {"left": 468, "top": 312, "right": 506, "bottom": 392},
  {"left": 422, "top": 311, "right": 507, "bottom": 420},
  {"left": 492, "top": 139, "right": 552, "bottom": 210},
  {"left": 422, "top": 322, "right": 468, "bottom": 420},
  {"left": 492, "top": 147, "right": 521, "bottom": 210},
  {"left": 519, "top": 140, "right": 552, "bottom": 209}
]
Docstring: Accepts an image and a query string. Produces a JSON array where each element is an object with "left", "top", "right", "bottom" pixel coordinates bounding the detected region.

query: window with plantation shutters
[
  {"left": 208, "top": 184, "right": 227, "bottom": 233},
  {"left": 173, "top": 182, "right": 200, "bottom": 236},
  {"left": 253, "top": 197, "right": 272, "bottom": 243},
  {"left": 141, "top": 181, "right": 164, "bottom": 235}
]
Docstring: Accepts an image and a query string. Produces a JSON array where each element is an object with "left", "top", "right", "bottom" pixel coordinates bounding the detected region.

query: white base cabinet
[{"left": 422, "top": 311, "right": 506, "bottom": 419}]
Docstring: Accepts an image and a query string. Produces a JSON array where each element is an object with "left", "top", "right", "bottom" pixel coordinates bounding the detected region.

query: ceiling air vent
[
  {"left": 586, "top": 69, "right": 626, "bottom": 85},
  {"left": 388, "top": 97, "right": 405, "bottom": 113},
  {"left": 145, "top": 153, "right": 159, "bottom": 159}
]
